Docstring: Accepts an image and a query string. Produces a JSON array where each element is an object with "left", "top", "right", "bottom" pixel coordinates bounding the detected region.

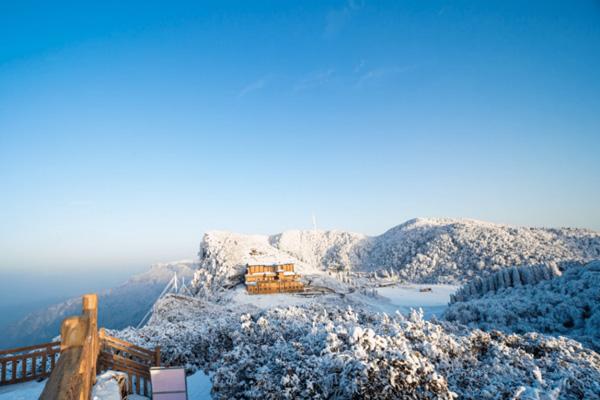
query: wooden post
[
  {"left": 42, "top": 349, "right": 48, "bottom": 376},
  {"left": 154, "top": 346, "right": 161, "bottom": 367},
  {"left": 40, "top": 294, "right": 99, "bottom": 400},
  {"left": 82, "top": 294, "right": 98, "bottom": 382}
]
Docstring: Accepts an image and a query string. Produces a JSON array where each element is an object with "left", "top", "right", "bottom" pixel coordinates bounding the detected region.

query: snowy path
[{"left": 368, "top": 284, "right": 459, "bottom": 318}]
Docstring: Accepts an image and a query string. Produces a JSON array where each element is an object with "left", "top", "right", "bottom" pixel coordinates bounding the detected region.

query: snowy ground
[
  {"left": 0, "top": 370, "right": 211, "bottom": 400},
  {"left": 0, "top": 380, "right": 45, "bottom": 400},
  {"left": 368, "top": 284, "right": 458, "bottom": 318},
  {"left": 91, "top": 371, "right": 126, "bottom": 400},
  {"left": 229, "top": 286, "right": 322, "bottom": 309},
  {"left": 187, "top": 370, "right": 212, "bottom": 399},
  {"left": 228, "top": 283, "right": 458, "bottom": 320}
]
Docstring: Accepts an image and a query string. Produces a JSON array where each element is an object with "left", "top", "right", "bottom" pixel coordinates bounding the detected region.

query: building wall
[
  {"left": 247, "top": 280, "right": 304, "bottom": 294},
  {"left": 245, "top": 263, "right": 304, "bottom": 294}
]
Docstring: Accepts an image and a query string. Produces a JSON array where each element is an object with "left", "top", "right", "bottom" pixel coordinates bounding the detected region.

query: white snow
[
  {"left": 0, "top": 380, "right": 45, "bottom": 400},
  {"left": 92, "top": 371, "right": 126, "bottom": 400},
  {"left": 114, "top": 294, "right": 600, "bottom": 399},
  {"left": 0, "top": 372, "right": 136, "bottom": 400},
  {"left": 187, "top": 370, "right": 212, "bottom": 399},
  {"left": 444, "top": 260, "right": 600, "bottom": 350},
  {"left": 370, "top": 284, "right": 459, "bottom": 318},
  {"left": 229, "top": 286, "right": 318, "bottom": 309},
  {"left": 191, "top": 218, "right": 600, "bottom": 300}
]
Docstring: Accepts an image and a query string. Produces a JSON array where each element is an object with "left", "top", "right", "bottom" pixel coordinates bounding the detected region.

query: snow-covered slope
[
  {"left": 368, "top": 218, "right": 599, "bottom": 282},
  {"left": 449, "top": 263, "right": 562, "bottom": 303},
  {"left": 115, "top": 294, "right": 600, "bottom": 399},
  {"left": 1, "top": 261, "right": 196, "bottom": 349},
  {"left": 444, "top": 260, "right": 600, "bottom": 351},
  {"left": 190, "top": 218, "right": 600, "bottom": 295}
]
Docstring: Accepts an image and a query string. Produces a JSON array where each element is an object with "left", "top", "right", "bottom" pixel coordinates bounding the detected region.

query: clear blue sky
[{"left": 1, "top": 1, "right": 599, "bottom": 273}]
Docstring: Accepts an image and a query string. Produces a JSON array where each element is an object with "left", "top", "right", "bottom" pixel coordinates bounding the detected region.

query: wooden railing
[
  {"left": 98, "top": 329, "right": 159, "bottom": 397},
  {"left": 247, "top": 280, "right": 304, "bottom": 294},
  {"left": 0, "top": 341, "right": 61, "bottom": 386},
  {"left": 1, "top": 294, "right": 160, "bottom": 399}
]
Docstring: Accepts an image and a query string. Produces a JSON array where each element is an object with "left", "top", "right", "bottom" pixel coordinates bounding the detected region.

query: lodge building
[{"left": 245, "top": 261, "right": 304, "bottom": 294}]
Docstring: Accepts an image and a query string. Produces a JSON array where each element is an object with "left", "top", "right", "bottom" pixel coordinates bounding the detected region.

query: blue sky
[{"left": 1, "top": 1, "right": 599, "bottom": 273}]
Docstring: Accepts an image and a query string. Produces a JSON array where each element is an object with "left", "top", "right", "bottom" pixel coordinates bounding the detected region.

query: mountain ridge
[
  {"left": 191, "top": 218, "right": 600, "bottom": 294},
  {"left": 0, "top": 260, "right": 196, "bottom": 349}
]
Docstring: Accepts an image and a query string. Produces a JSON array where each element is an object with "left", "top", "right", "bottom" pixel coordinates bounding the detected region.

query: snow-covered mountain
[
  {"left": 5, "top": 218, "right": 599, "bottom": 351},
  {"left": 1, "top": 260, "right": 196, "bottom": 349},
  {"left": 106, "top": 219, "right": 600, "bottom": 399},
  {"left": 190, "top": 218, "right": 600, "bottom": 295},
  {"left": 444, "top": 260, "right": 600, "bottom": 351}
]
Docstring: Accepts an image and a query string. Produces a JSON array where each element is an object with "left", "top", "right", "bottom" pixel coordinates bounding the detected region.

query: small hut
[{"left": 245, "top": 260, "right": 304, "bottom": 294}]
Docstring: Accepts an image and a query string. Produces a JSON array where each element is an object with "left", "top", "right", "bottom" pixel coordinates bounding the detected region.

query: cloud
[
  {"left": 238, "top": 77, "right": 268, "bottom": 98},
  {"left": 294, "top": 69, "right": 335, "bottom": 92},
  {"left": 324, "top": 0, "right": 363, "bottom": 38},
  {"left": 355, "top": 66, "right": 413, "bottom": 88}
]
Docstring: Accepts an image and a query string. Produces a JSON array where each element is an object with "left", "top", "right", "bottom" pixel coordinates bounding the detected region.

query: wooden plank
[
  {"left": 99, "top": 352, "right": 150, "bottom": 370},
  {"left": 101, "top": 335, "right": 154, "bottom": 357},
  {"left": 11, "top": 359, "right": 16, "bottom": 383},
  {"left": 97, "top": 362, "right": 149, "bottom": 379},
  {"left": 127, "top": 372, "right": 133, "bottom": 394},
  {"left": 41, "top": 351, "right": 48, "bottom": 377},
  {"left": 102, "top": 341, "right": 153, "bottom": 363},
  {"left": 97, "top": 357, "right": 149, "bottom": 377},
  {"left": 97, "top": 355, "right": 149, "bottom": 376},
  {"left": 20, "top": 355, "right": 27, "bottom": 382},
  {"left": 104, "top": 341, "right": 154, "bottom": 360},
  {"left": 0, "top": 348, "right": 55, "bottom": 364},
  {"left": 0, "top": 355, "right": 19, "bottom": 363},
  {"left": 0, "top": 341, "right": 60, "bottom": 356},
  {"left": 135, "top": 372, "right": 140, "bottom": 394}
]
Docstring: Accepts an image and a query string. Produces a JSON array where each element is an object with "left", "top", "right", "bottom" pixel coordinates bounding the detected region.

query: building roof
[{"left": 246, "top": 256, "right": 295, "bottom": 266}]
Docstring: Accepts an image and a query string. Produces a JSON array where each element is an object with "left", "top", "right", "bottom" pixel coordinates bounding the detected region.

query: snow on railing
[{"left": 0, "top": 341, "right": 60, "bottom": 386}]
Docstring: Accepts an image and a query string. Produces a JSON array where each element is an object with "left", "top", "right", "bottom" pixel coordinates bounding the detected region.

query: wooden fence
[
  {"left": 12, "top": 293, "right": 160, "bottom": 400},
  {"left": 0, "top": 294, "right": 160, "bottom": 399},
  {"left": 97, "top": 329, "right": 159, "bottom": 397},
  {"left": 247, "top": 280, "right": 304, "bottom": 294},
  {"left": 0, "top": 341, "right": 61, "bottom": 386}
]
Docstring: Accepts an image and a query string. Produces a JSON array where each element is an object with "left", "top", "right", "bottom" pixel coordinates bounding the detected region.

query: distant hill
[{"left": 0, "top": 260, "right": 196, "bottom": 349}]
